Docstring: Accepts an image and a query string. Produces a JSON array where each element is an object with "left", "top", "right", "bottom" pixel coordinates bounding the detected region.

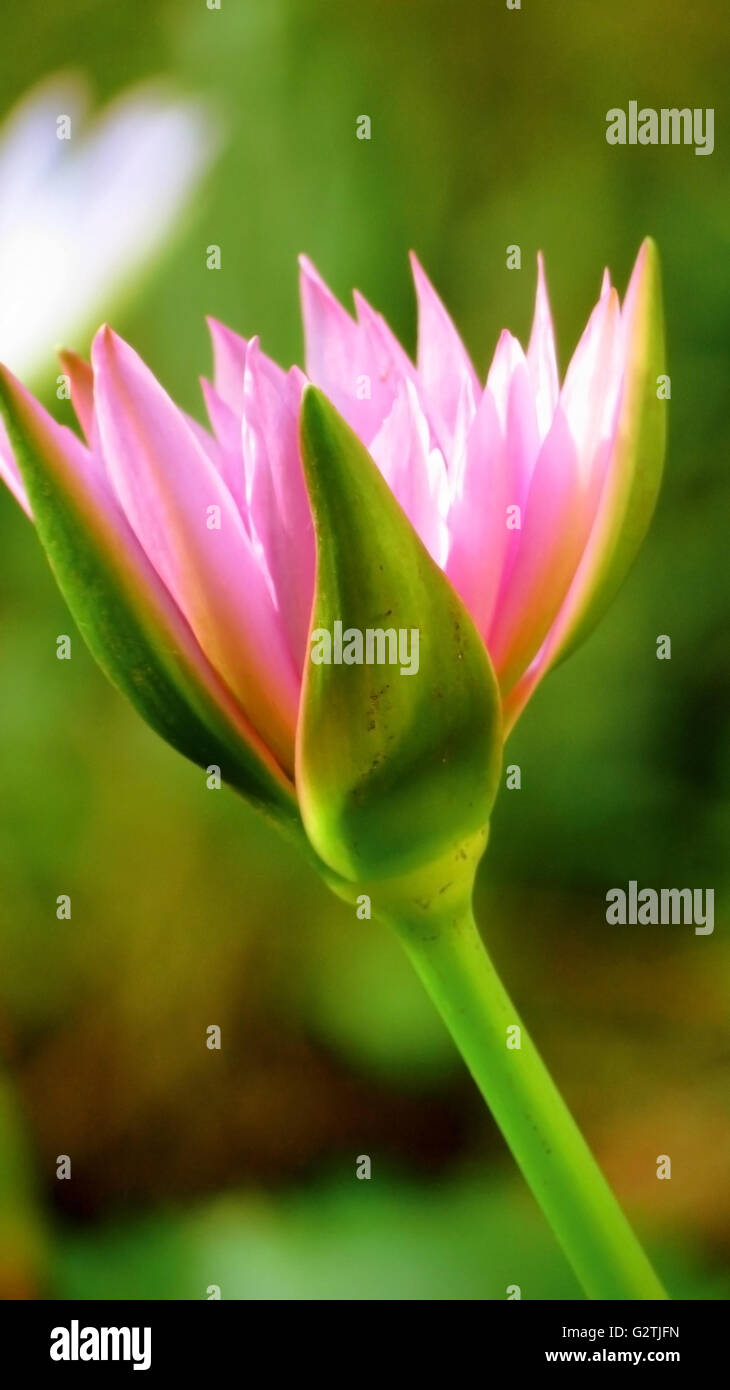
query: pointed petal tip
[
  {"left": 496, "top": 326, "right": 518, "bottom": 352},
  {"left": 629, "top": 237, "right": 659, "bottom": 285},
  {"left": 90, "top": 322, "right": 118, "bottom": 363},
  {"left": 57, "top": 345, "right": 90, "bottom": 369},
  {"left": 410, "top": 251, "right": 439, "bottom": 300},
  {"left": 298, "top": 253, "right": 323, "bottom": 283},
  {"left": 408, "top": 249, "right": 427, "bottom": 285},
  {"left": 239, "top": 333, "right": 259, "bottom": 374},
  {"left": 89, "top": 327, "right": 114, "bottom": 381},
  {"left": 205, "top": 315, "right": 253, "bottom": 353},
  {"left": 204, "top": 316, "right": 256, "bottom": 389},
  {"left": 623, "top": 237, "right": 662, "bottom": 319},
  {"left": 205, "top": 314, "right": 229, "bottom": 339},
  {"left": 352, "top": 287, "right": 369, "bottom": 320},
  {"left": 534, "top": 252, "right": 552, "bottom": 308},
  {"left": 298, "top": 256, "right": 355, "bottom": 326}
]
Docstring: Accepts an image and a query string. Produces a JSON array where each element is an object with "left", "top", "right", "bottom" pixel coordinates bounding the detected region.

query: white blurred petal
[{"left": 0, "top": 75, "right": 218, "bottom": 381}]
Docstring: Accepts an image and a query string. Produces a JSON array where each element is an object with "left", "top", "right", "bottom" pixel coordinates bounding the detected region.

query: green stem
[{"left": 389, "top": 899, "right": 667, "bottom": 1301}]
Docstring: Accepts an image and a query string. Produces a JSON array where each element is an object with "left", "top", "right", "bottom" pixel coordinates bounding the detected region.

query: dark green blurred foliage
[{"left": 0, "top": 0, "right": 728, "bottom": 1298}]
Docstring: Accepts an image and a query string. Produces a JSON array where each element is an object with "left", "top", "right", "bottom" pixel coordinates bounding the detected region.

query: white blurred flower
[{"left": 0, "top": 73, "right": 217, "bottom": 382}]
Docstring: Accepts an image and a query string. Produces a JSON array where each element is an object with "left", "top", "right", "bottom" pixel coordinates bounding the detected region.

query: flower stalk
[
  {"left": 399, "top": 915, "right": 666, "bottom": 1299},
  {"left": 332, "top": 828, "right": 666, "bottom": 1301}
]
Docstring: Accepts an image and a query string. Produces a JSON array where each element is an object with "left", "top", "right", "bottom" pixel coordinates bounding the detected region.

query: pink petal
[
  {"left": 504, "top": 356, "right": 542, "bottom": 504},
  {"left": 505, "top": 241, "right": 665, "bottom": 734},
  {"left": 409, "top": 252, "right": 479, "bottom": 452},
  {"left": 560, "top": 287, "right": 623, "bottom": 480},
  {"left": 445, "top": 385, "right": 508, "bottom": 636},
  {"left": 92, "top": 325, "right": 300, "bottom": 774},
  {"left": 353, "top": 290, "right": 415, "bottom": 385},
  {"left": 492, "top": 356, "right": 542, "bottom": 601},
  {"left": 486, "top": 406, "right": 590, "bottom": 694},
  {"left": 369, "top": 379, "right": 449, "bottom": 567},
  {"left": 486, "top": 329, "right": 524, "bottom": 430},
  {"left": 241, "top": 337, "right": 315, "bottom": 669},
  {"left": 199, "top": 377, "right": 248, "bottom": 516},
  {"left": 527, "top": 254, "right": 560, "bottom": 439},
  {"left": 500, "top": 277, "right": 632, "bottom": 730},
  {"left": 206, "top": 317, "right": 249, "bottom": 415},
  {"left": 299, "top": 256, "right": 389, "bottom": 444}
]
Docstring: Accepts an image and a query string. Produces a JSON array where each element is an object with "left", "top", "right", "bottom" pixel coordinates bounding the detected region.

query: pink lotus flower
[
  {"left": 0, "top": 247, "right": 669, "bottom": 1300},
  {"left": 0, "top": 242, "right": 664, "bottom": 790}
]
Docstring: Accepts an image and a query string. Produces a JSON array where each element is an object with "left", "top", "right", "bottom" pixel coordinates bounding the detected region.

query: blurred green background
[{"left": 1, "top": 0, "right": 728, "bottom": 1300}]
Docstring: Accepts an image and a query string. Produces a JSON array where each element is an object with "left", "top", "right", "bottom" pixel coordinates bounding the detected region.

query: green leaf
[
  {"left": 0, "top": 368, "right": 304, "bottom": 845},
  {"left": 297, "top": 386, "right": 502, "bottom": 885}
]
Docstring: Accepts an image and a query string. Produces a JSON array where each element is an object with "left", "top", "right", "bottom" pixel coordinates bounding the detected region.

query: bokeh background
[{"left": 1, "top": 0, "right": 728, "bottom": 1300}]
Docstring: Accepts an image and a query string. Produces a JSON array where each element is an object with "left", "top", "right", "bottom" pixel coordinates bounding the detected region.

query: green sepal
[{"left": 297, "top": 385, "right": 502, "bottom": 886}]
